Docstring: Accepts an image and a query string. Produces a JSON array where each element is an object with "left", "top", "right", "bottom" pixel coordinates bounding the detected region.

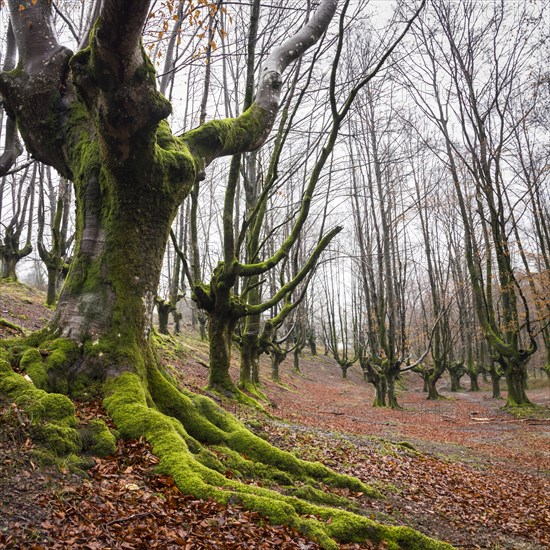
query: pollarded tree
[
  {"left": 0, "top": 162, "right": 35, "bottom": 280},
  {"left": 37, "top": 167, "right": 73, "bottom": 306},
  {"left": 0, "top": 1, "right": 446, "bottom": 547}
]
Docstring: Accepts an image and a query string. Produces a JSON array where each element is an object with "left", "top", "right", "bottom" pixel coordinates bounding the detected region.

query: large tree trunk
[
  {"left": 503, "top": 358, "right": 531, "bottom": 406},
  {"left": 372, "top": 376, "right": 387, "bottom": 407},
  {"left": 50, "top": 147, "right": 182, "bottom": 385},
  {"left": 0, "top": 2, "right": 448, "bottom": 547},
  {"left": 206, "top": 302, "right": 239, "bottom": 394}
]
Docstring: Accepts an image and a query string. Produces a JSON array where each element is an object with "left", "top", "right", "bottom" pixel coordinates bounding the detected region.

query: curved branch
[
  {"left": 182, "top": 0, "right": 338, "bottom": 166},
  {"left": 246, "top": 226, "right": 342, "bottom": 316}
]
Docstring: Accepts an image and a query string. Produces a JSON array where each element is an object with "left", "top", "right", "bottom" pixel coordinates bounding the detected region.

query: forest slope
[{"left": 1, "top": 281, "right": 549, "bottom": 549}]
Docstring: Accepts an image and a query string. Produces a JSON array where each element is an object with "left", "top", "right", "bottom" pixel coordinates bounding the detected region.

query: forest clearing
[{"left": 1, "top": 281, "right": 548, "bottom": 549}]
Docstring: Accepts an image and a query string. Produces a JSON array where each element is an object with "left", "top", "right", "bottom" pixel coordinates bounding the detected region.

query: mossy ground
[
  {"left": 2, "top": 282, "right": 548, "bottom": 548},
  {"left": 12, "top": 282, "right": 542, "bottom": 548},
  {"left": 0, "top": 328, "right": 451, "bottom": 549}
]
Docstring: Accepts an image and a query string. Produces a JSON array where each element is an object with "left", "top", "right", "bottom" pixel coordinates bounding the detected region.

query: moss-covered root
[
  {"left": 104, "top": 371, "right": 454, "bottom": 550},
  {"left": 0, "top": 357, "right": 80, "bottom": 456},
  {"left": 18, "top": 338, "right": 80, "bottom": 394},
  {"left": 149, "top": 366, "right": 377, "bottom": 495},
  {"left": 0, "top": 317, "right": 25, "bottom": 334},
  {"left": 0, "top": 351, "right": 116, "bottom": 460}
]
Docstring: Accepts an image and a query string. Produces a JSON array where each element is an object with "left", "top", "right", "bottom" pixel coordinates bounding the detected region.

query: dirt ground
[{"left": 1, "top": 282, "right": 549, "bottom": 549}]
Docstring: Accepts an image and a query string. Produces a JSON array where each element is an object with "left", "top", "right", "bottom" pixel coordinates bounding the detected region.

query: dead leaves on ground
[
  {"left": 258, "top": 421, "right": 550, "bottom": 549},
  {"left": 2, "top": 434, "right": 323, "bottom": 549}
]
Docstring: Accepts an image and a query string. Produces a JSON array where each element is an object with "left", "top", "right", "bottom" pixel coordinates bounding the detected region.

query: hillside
[{"left": 1, "top": 281, "right": 549, "bottom": 549}]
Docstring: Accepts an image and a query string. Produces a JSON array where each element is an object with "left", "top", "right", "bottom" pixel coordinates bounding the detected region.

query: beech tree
[
  {"left": 0, "top": 162, "right": 35, "bottom": 280},
  {"left": 0, "top": 1, "right": 446, "bottom": 547},
  {"left": 37, "top": 168, "right": 73, "bottom": 305}
]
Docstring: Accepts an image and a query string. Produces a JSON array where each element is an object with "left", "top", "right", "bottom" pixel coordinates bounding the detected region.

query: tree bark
[{"left": 207, "top": 311, "right": 239, "bottom": 394}]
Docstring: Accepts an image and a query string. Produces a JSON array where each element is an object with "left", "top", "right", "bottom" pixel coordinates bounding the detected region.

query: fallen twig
[{"left": 104, "top": 512, "right": 154, "bottom": 526}]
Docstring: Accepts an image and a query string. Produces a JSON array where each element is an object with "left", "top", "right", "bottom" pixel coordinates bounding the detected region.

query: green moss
[
  {"left": 213, "top": 446, "right": 294, "bottom": 485},
  {"left": 36, "top": 422, "right": 81, "bottom": 455},
  {"left": 0, "top": 365, "right": 81, "bottom": 457},
  {"left": 16, "top": 339, "right": 78, "bottom": 394},
  {"left": 34, "top": 393, "right": 76, "bottom": 423},
  {"left": 183, "top": 103, "right": 268, "bottom": 161},
  {"left": 193, "top": 447, "right": 226, "bottom": 474},
  {"left": 322, "top": 510, "right": 453, "bottom": 549},
  {"left": 80, "top": 419, "right": 117, "bottom": 457},
  {"left": 101, "top": 366, "right": 453, "bottom": 548},
  {"left": 238, "top": 493, "right": 297, "bottom": 524},
  {"left": 20, "top": 348, "right": 47, "bottom": 388},
  {"left": 0, "top": 317, "right": 25, "bottom": 334},
  {"left": 287, "top": 485, "right": 359, "bottom": 511}
]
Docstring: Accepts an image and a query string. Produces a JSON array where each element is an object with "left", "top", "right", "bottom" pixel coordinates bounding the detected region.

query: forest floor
[{"left": 0, "top": 281, "right": 549, "bottom": 549}]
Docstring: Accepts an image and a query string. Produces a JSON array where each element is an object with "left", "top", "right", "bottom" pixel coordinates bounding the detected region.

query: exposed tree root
[
  {"left": 0, "top": 318, "right": 26, "bottom": 335},
  {"left": 0, "top": 339, "right": 453, "bottom": 550}
]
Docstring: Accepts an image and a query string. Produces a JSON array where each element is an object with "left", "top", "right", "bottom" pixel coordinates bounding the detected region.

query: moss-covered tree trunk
[
  {"left": 339, "top": 362, "right": 352, "bottom": 379},
  {"left": 239, "top": 331, "right": 260, "bottom": 388},
  {"left": 1, "top": 255, "right": 18, "bottom": 280},
  {"left": 0, "top": 2, "right": 452, "bottom": 548},
  {"left": 156, "top": 299, "right": 177, "bottom": 335},
  {"left": 46, "top": 266, "right": 60, "bottom": 307},
  {"left": 426, "top": 360, "right": 445, "bottom": 400},
  {"left": 426, "top": 378, "right": 439, "bottom": 400},
  {"left": 270, "top": 348, "right": 286, "bottom": 382},
  {"left": 158, "top": 303, "right": 171, "bottom": 335},
  {"left": 488, "top": 363, "right": 502, "bottom": 399},
  {"left": 0, "top": 243, "right": 32, "bottom": 280},
  {"left": 447, "top": 361, "right": 464, "bottom": 392},
  {"left": 293, "top": 347, "right": 302, "bottom": 374},
  {"left": 450, "top": 372, "right": 462, "bottom": 392},
  {"left": 360, "top": 360, "right": 388, "bottom": 407},
  {"left": 503, "top": 357, "right": 530, "bottom": 405},
  {"left": 468, "top": 371, "right": 480, "bottom": 392},
  {"left": 387, "top": 375, "right": 399, "bottom": 409},
  {"left": 308, "top": 334, "right": 317, "bottom": 356},
  {"left": 372, "top": 376, "right": 387, "bottom": 407},
  {"left": 207, "top": 306, "right": 239, "bottom": 394}
]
